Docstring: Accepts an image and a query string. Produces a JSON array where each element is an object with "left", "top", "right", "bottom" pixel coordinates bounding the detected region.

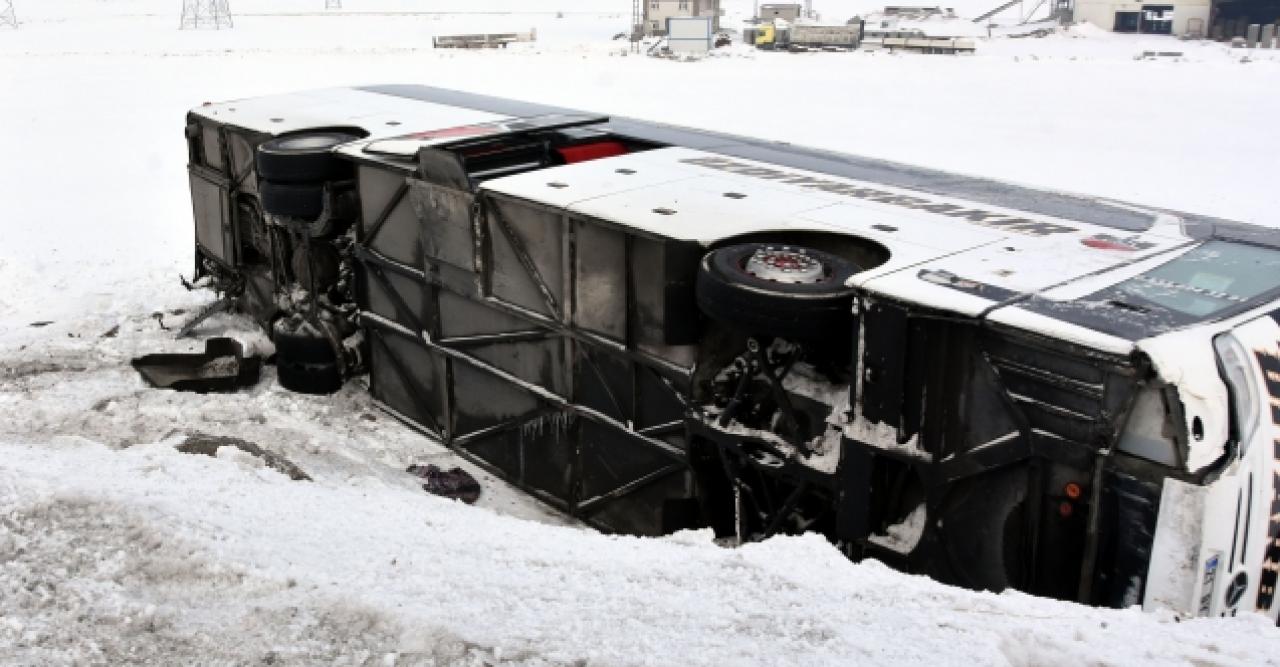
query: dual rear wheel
[
  {"left": 256, "top": 131, "right": 360, "bottom": 395},
  {"left": 256, "top": 131, "right": 359, "bottom": 220}
]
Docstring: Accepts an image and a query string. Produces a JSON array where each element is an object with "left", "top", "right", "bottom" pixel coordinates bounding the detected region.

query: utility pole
[
  {"left": 180, "top": 0, "right": 233, "bottom": 30},
  {"left": 0, "top": 1, "right": 18, "bottom": 29}
]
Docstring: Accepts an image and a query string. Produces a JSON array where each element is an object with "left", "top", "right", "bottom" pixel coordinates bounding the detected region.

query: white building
[
  {"left": 759, "top": 3, "right": 804, "bottom": 21},
  {"left": 1081, "top": 0, "right": 1280, "bottom": 40},
  {"left": 1073, "top": 0, "right": 1210, "bottom": 36},
  {"left": 643, "top": 0, "right": 722, "bottom": 36}
]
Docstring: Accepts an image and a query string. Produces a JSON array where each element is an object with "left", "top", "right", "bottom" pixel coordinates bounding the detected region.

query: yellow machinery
[{"left": 754, "top": 23, "right": 776, "bottom": 45}]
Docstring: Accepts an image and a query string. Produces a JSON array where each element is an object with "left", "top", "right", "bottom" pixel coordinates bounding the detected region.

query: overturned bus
[{"left": 185, "top": 85, "right": 1280, "bottom": 621}]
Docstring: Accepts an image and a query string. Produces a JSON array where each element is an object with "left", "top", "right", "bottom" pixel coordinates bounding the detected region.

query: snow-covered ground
[{"left": 2, "top": 1, "right": 1280, "bottom": 664}]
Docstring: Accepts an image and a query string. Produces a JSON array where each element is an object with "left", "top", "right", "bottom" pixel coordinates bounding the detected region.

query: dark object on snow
[
  {"left": 175, "top": 432, "right": 311, "bottom": 481},
  {"left": 407, "top": 464, "right": 481, "bottom": 504},
  {"left": 131, "top": 337, "right": 260, "bottom": 393}
]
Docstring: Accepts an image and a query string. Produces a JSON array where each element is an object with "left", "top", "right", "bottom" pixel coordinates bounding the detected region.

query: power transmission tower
[
  {"left": 630, "top": 0, "right": 641, "bottom": 52},
  {"left": 325, "top": 0, "right": 341, "bottom": 8},
  {"left": 180, "top": 0, "right": 233, "bottom": 30},
  {"left": 0, "top": 1, "right": 18, "bottom": 29}
]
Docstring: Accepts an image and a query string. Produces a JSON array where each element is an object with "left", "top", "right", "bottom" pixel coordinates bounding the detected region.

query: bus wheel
[
  {"left": 255, "top": 131, "right": 359, "bottom": 183},
  {"left": 695, "top": 243, "right": 861, "bottom": 340}
]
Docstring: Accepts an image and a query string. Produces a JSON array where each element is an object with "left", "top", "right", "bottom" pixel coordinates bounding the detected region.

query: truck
[
  {"left": 746, "top": 20, "right": 864, "bottom": 50},
  {"left": 185, "top": 84, "right": 1280, "bottom": 621},
  {"left": 431, "top": 29, "right": 537, "bottom": 49},
  {"left": 788, "top": 22, "right": 864, "bottom": 49}
]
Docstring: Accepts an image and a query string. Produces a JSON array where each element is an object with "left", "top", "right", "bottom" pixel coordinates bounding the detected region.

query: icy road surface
[{"left": 2, "top": 0, "right": 1280, "bottom": 664}]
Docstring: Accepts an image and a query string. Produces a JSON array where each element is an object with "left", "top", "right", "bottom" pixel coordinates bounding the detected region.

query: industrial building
[
  {"left": 1073, "top": 0, "right": 1208, "bottom": 35},
  {"left": 642, "top": 0, "right": 722, "bottom": 35},
  {"left": 758, "top": 3, "right": 804, "bottom": 21},
  {"left": 1073, "top": 0, "right": 1278, "bottom": 38}
]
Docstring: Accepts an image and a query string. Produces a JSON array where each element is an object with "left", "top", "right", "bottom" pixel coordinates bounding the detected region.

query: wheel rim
[
  {"left": 275, "top": 133, "right": 354, "bottom": 151},
  {"left": 742, "top": 247, "right": 827, "bottom": 284}
]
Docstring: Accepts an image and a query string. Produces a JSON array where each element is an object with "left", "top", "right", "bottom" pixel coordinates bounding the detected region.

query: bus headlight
[{"left": 1213, "top": 334, "right": 1259, "bottom": 455}]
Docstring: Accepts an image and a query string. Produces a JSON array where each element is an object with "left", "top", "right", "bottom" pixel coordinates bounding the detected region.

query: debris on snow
[
  {"left": 174, "top": 432, "right": 312, "bottom": 482},
  {"left": 131, "top": 337, "right": 261, "bottom": 393},
  {"left": 408, "top": 464, "right": 482, "bottom": 504}
]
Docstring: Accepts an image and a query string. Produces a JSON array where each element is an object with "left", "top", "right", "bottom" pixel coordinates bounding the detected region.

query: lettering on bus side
[
  {"left": 679, "top": 156, "right": 1079, "bottom": 237},
  {"left": 1254, "top": 348, "right": 1280, "bottom": 612}
]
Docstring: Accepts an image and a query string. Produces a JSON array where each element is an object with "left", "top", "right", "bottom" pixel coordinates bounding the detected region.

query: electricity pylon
[
  {"left": 180, "top": 0, "right": 233, "bottom": 30},
  {"left": 1, "top": 1, "right": 18, "bottom": 29}
]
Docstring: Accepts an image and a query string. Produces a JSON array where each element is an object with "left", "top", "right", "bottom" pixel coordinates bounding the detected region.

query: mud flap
[{"left": 131, "top": 338, "right": 261, "bottom": 393}]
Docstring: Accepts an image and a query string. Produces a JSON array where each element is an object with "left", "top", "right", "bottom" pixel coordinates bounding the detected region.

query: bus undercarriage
[{"left": 184, "top": 92, "right": 1209, "bottom": 610}]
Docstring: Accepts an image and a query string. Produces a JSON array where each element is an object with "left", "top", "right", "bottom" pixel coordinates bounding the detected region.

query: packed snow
[{"left": 2, "top": 0, "right": 1280, "bottom": 664}]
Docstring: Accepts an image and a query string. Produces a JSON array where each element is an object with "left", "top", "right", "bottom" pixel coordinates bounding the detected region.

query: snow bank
[{"left": 2, "top": 438, "right": 1277, "bottom": 665}]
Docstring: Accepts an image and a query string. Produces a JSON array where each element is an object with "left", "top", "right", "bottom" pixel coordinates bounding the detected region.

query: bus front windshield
[{"left": 1112, "top": 240, "right": 1280, "bottom": 319}]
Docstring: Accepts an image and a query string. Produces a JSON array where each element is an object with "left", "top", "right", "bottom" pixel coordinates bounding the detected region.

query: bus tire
[
  {"left": 256, "top": 131, "right": 359, "bottom": 183},
  {"left": 695, "top": 243, "right": 861, "bottom": 340}
]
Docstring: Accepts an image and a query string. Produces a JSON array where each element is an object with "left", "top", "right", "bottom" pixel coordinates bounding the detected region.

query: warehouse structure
[
  {"left": 1073, "top": 0, "right": 1208, "bottom": 35},
  {"left": 759, "top": 3, "right": 804, "bottom": 21},
  {"left": 642, "top": 0, "right": 722, "bottom": 35},
  {"left": 1074, "top": 0, "right": 1279, "bottom": 39}
]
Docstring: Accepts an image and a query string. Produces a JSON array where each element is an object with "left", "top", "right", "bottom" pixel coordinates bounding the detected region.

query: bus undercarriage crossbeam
[
  {"left": 709, "top": 337, "right": 822, "bottom": 453},
  {"left": 689, "top": 404, "right": 1126, "bottom": 604},
  {"left": 687, "top": 420, "right": 840, "bottom": 544}
]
